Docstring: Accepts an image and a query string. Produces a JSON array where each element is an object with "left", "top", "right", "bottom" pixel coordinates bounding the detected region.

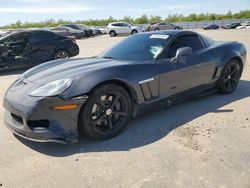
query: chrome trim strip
[{"left": 139, "top": 78, "right": 154, "bottom": 84}]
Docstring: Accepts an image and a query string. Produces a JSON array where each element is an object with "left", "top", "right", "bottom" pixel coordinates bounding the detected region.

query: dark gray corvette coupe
[{"left": 3, "top": 30, "right": 246, "bottom": 143}]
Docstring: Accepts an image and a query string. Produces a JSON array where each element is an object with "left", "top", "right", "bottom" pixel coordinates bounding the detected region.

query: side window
[
  {"left": 121, "top": 23, "right": 129, "bottom": 27},
  {"left": 159, "top": 23, "right": 166, "bottom": 25},
  {"left": 69, "top": 25, "right": 77, "bottom": 29},
  {"left": 31, "top": 32, "right": 57, "bottom": 42},
  {"left": 168, "top": 35, "right": 203, "bottom": 58},
  {"left": 4, "top": 34, "right": 30, "bottom": 44}
]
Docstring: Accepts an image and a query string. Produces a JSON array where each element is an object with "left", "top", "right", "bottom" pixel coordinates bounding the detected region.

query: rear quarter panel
[{"left": 210, "top": 41, "right": 247, "bottom": 76}]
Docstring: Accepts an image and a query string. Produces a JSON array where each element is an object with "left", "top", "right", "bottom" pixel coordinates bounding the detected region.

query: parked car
[
  {"left": 107, "top": 22, "right": 143, "bottom": 37},
  {"left": 149, "top": 22, "right": 183, "bottom": 31},
  {"left": 3, "top": 30, "right": 246, "bottom": 143},
  {"left": 90, "top": 27, "right": 102, "bottom": 35},
  {"left": 0, "top": 30, "right": 79, "bottom": 71},
  {"left": 236, "top": 21, "right": 250, "bottom": 29},
  {"left": 61, "top": 24, "right": 93, "bottom": 37},
  {"left": 147, "top": 22, "right": 159, "bottom": 31},
  {"left": 203, "top": 24, "right": 220, "bottom": 30},
  {"left": 50, "top": 26, "right": 85, "bottom": 39},
  {"left": 97, "top": 27, "right": 107, "bottom": 34},
  {"left": 221, "top": 22, "right": 241, "bottom": 29}
]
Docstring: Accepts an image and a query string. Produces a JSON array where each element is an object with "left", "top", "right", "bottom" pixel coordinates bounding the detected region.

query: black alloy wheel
[
  {"left": 79, "top": 84, "right": 132, "bottom": 139},
  {"left": 217, "top": 60, "right": 241, "bottom": 94}
]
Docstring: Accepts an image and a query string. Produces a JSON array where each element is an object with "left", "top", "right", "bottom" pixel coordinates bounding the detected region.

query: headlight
[{"left": 30, "top": 78, "right": 73, "bottom": 97}]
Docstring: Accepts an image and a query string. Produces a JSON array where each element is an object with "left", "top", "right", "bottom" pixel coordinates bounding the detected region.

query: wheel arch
[
  {"left": 131, "top": 29, "right": 138, "bottom": 34},
  {"left": 109, "top": 30, "right": 116, "bottom": 35},
  {"left": 87, "top": 79, "right": 138, "bottom": 107},
  {"left": 225, "top": 56, "right": 244, "bottom": 77}
]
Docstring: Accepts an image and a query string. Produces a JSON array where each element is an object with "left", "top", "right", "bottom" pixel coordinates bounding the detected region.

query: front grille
[
  {"left": 27, "top": 120, "right": 50, "bottom": 129},
  {"left": 11, "top": 113, "right": 24, "bottom": 124}
]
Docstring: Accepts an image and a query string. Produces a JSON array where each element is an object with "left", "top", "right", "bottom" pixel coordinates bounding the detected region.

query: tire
[
  {"left": 154, "top": 28, "right": 160, "bottom": 31},
  {"left": 217, "top": 59, "right": 242, "bottom": 94},
  {"left": 110, "top": 31, "right": 116, "bottom": 37},
  {"left": 54, "top": 50, "right": 70, "bottom": 60},
  {"left": 131, "top": 30, "right": 138, "bottom": 35},
  {"left": 79, "top": 84, "right": 132, "bottom": 139}
]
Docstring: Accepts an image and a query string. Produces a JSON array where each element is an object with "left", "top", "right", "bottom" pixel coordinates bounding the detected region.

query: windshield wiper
[{"left": 102, "top": 56, "right": 117, "bottom": 60}]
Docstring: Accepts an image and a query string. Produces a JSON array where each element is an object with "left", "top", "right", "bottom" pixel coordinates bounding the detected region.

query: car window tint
[
  {"left": 201, "top": 35, "right": 214, "bottom": 46},
  {"left": 168, "top": 35, "right": 203, "bottom": 58},
  {"left": 101, "top": 34, "right": 170, "bottom": 61},
  {"left": 5, "top": 35, "right": 28, "bottom": 43},
  {"left": 69, "top": 25, "right": 77, "bottom": 29},
  {"left": 32, "top": 32, "right": 57, "bottom": 42},
  {"left": 121, "top": 23, "right": 129, "bottom": 27}
]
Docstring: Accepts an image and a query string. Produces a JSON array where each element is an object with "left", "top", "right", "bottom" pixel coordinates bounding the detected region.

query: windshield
[
  {"left": 79, "top": 25, "right": 88, "bottom": 29},
  {"left": 0, "top": 33, "right": 12, "bottom": 41},
  {"left": 100, "top": 33, "right": 171, "bottom": 61}
]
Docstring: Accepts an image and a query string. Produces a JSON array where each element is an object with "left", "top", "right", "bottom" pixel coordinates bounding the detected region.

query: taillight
[{"left": 72, "top": 37, "right": 77, "bottom": 44}]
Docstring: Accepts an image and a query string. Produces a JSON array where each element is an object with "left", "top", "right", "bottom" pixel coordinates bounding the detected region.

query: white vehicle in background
[
  {"left": 107, "top": 22, "right": 143, "bottom": 37},
  {"left": 0, "top": 30, "right": 8, "bottom": 37},
  {"left": 97, "top": 27, "right": 107, "bottom": 34},
  {"left": 236, "top": 21, "right": 250, "bottom": 29}
]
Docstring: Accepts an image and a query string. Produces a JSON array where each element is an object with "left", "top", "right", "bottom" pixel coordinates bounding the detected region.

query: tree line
[{"left": 1, "top": 10, "right": 250, "bottom": 29}]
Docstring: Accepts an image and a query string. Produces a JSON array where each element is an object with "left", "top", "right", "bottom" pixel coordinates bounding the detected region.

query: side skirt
[{"left": 133, "top": 83, "right": 217, "bottom": 118}]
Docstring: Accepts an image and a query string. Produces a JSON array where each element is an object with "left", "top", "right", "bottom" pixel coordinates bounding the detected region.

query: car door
[
  {"left": 121, "top": 23, "right": 132, "bottom": 34},
  {"left": 29, "top": 31, "right": 58, "bottom": 65},
  {"left": 158, "top": 34, "right": 217, "bottom": 98},
  {"left": 165, "top": 23, "right": 174, "bottom": 30},
  {"left": 1, "top": 34, "right": 31, "bottom": 68},
  {"left": 158, "top": 23, "right": 167, "bottom": 30}
]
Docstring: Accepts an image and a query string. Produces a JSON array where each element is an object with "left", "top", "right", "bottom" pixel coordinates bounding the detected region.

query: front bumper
[{"left": 3, "top": 82, "right": 88, "bottom": 143}]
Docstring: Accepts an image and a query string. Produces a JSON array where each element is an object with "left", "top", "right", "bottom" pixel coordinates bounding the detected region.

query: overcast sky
[{"left": 0, "top": 0, "right": 249, "bottom": 26}]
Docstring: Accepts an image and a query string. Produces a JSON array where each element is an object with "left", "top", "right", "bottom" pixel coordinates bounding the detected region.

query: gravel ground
[{"left": 0, "top": 29, "right": 249, "bottom": 188}]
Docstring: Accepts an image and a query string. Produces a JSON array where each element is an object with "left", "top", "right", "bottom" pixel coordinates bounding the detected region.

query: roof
[{"left": 138, "top": 30, "right": 198, "bottom": 36}]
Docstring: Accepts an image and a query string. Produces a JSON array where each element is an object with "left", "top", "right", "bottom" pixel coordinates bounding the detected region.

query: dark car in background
[
  {"left": 149, "top": 22, "right": 183, "bottom": 31},
  {"left": 50, "top": 26, "right": 85, "bottom": 39},
  {"left": 221, "top": 22, "right": 241, "bottom": 29},
  {"left": 203, "top": 24, "right": 220, "bottom": 30},
  {"left": 0, "top": 30, "right": 79, "bottom": 71},
  {"left": 61, "top": 24, "right": 93, "bottom": 37}
]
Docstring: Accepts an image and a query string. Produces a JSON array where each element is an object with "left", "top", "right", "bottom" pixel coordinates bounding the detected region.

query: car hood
[{"left": 22, "top": 57, "right": 130, "bottom": 85}]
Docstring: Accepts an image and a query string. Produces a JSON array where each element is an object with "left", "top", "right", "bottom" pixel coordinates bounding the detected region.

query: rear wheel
[
  {"left": 217, "top": 59, "right": 242, "bottom": 94},
  {"left": 54, "top": 50, "right": 70, "bottom": 60},
  {"left": 79, "top": 84, "right": 132, "bottom": 139}
]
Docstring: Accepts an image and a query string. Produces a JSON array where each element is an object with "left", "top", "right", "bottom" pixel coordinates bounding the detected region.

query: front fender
[{"left": 62, "top": 63, "right": 159, "bottom": 104}]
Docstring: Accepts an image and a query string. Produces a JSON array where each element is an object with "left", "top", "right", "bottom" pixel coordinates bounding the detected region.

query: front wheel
[
  {"left": 217, "top": 59, "right": 242, "bottom": 94},
  {"left": 79, "top": 84, "right": 132, "bottom": 139},
  {"left": 131, "top": 30, "right": 138, "bottom": 35},
  {"left": 109, "top": 31, "right": 116, "bottom": 37}
]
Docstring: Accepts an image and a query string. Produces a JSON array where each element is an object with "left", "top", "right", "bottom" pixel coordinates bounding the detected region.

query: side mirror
[{"left": 171, "top": 47, "right": 192, "bottom": 64}]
